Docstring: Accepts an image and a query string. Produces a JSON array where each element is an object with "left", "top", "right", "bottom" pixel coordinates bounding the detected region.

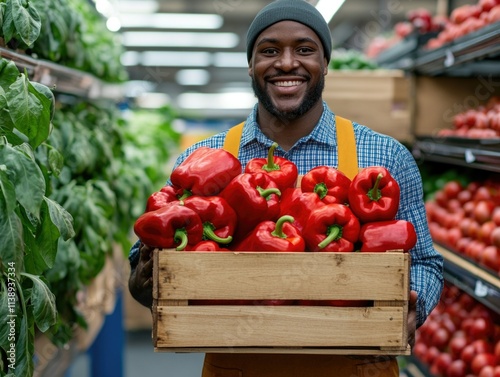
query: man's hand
[
  {"left": 129, "top": 243, "right": 154, "bottom": 308},
  {"left": 408, "top": 290, "right": 418, "bottom": 350}
]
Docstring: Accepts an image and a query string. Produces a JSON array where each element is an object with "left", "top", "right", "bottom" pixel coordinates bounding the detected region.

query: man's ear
[
  {"left": 323, "top": 57, "right": 328, "bottom": 76},
  {"left": 248, "top": 60, "right": 253, "bottom": 76}
]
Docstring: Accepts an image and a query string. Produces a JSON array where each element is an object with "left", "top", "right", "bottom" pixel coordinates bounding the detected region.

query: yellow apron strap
[
  {"left": 222, "top": 117, "right": 358, "bottom": 179},
  {"left": 336, "top": 115, "right": 359, "bottom": 180},
  {"left": 223, "top": 121, "right": 244, "bottom": 158}
]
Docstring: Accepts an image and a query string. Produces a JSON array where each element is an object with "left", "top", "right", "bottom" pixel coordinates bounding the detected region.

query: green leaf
[
  {"left": 47, "top": 146, "right": 64, "bottom": 177},
  {"left": 44, "top": 196, "right": 75, "bottom": 241},
  {"left": 0, "top": 167, "right": 17, "bottom": 214},
  {"left": 21, "top": 273, "right": 57, "bottom": 332},
  {"left": 0, "top": 143, "right": 45, "bottom": 219},
  {"left": 0, "top": 172, "right": 24, "bottom": 270},
  {"left": 6, "top": 74, "right": 51, "bottom": 148},
  {"left": 26, "top": 81, "right": 51, "bottom": 148},
  {"left": 0, "top": 60, "right": 21, "bottom": 92},
  {"left": 2, "top": 0, "right": 15, "bottom": 44},
  {"left": 13, "top": 303, "right": 34, "bottom": 377},
  {"left": 0, "top": 281, "right": 13, "bottom": 350},
  {"left": 11, "top": 0, "right": 41, "bottom": 47}
]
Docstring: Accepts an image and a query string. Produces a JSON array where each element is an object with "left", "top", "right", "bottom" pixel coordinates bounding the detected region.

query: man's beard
[{"left": 251, "top": 73, "right": 324, "bottom": 120}]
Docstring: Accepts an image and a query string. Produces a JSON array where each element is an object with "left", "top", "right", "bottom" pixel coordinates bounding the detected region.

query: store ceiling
[{"left": 112, "top": 0, "right": 465, "bottom": 117}]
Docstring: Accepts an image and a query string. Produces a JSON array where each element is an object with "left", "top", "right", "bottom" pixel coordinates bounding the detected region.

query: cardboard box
[
  {"left": 412, "top": 76, "right": 497, "bottom": 137},
  {"left": 323, "top": 70, "right": 411, "bottom": 142},
  {"left": 152, "top": 249, "right": 410, "bottom": 355}
]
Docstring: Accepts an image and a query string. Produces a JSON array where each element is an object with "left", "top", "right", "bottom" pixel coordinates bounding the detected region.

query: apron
[{"left": 206, "top": 116, "right": 400, "bottom": 377}]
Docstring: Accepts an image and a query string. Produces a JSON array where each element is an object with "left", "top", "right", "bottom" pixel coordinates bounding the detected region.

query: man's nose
[{"left": 274, "top": 50, "right": 300, "bottom": 71}]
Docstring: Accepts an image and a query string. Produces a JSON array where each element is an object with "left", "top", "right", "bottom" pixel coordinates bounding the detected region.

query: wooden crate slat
[
  {"left": 155, "top": 251, "right": 409, "bottom": 301},
  {"left": 154, "top": 305, "right": 405, "bottom": 348}
]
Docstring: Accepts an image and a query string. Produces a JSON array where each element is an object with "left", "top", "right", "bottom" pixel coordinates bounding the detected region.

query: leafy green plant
[
  {"left": 0, "top": 0, "right": 42, "bottom": 50},
  {"left": 0, "top": 58, "right": 74, "bottom": 377}
]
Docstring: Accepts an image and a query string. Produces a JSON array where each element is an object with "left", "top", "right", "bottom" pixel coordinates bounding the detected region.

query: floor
[{"left": 67, "top": 330, "right": 205, "bottom": 377}]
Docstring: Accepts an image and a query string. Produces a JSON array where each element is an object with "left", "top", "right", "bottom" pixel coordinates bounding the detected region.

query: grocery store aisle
[{"left": 68, "top": 330, "right": 205, "bottom": 377}]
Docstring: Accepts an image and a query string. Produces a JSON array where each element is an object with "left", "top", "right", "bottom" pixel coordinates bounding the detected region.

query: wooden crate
[
  {"left": 152, "top": 249, "right": 410, "bottom": 355},
  {"left": 323, "top": 70, "right": 411, "bottom": 143}
]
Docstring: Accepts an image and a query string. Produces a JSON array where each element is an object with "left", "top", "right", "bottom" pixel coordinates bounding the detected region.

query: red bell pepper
[
  {"left": 278, "top": 187, "right": 324, "bottom": 233},
  {"left": 170, "top": 147, "right": 242, "bottom": 196},
  {"left": 145, "top": 185, "right": 191, "bottom": 212},
  {"left": 220, "top": 172, "right": 281, "bottom": 240},
  {"left": 134, "top": 204, "right": 203, "bottom": 250},
  {"left": 183, "top": 195, "right": 237, "bottom": 245},
  {"left": 186, "top": 240, "right": 229, "bottom": 252},
  {"left": 303, "top": 203, "right": 360, "bottom": 252},
  {"left": 348, "top": 166, "right": 400, "bottom": 223},
  {"left": 300, "top": 166, "right": 351, "bottom": 205},
  {"left": 234, "top": 215, "right": 305, "bottom": 252},
  {"left": 359, "top": 219, "right": 417, "bottom": 252},
  {"left": 244, "top": 142, "right": 298, "bottom": 191}
]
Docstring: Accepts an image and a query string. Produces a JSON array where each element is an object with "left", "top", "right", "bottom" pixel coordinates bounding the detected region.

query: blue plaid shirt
[{"left": 129, "top": 102, "right": 443, "bottom": 327}]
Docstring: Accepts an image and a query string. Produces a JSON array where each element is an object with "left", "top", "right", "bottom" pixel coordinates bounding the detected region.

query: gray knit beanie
[{"left": 246, "top": 0, "right": 332, "bottom": 62}]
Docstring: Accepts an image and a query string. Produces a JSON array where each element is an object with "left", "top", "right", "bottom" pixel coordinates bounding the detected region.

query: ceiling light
[
  {"left": 140, "top": 51, "right": 212, "bottom": 67},
  {"left": 175, "top": 70, "right": 211, "bottom": 86},
  {"left": 213, "top": 52, "right": 248, "bottom": 68},
  {"left": 119, "top": 13, "right": 223, "bottom": 29},
  {"left": 315, "top": 0, "right": 346, "bottom": 23},
  {"left": 177, "top": 92, "right": 256, "bottom": 110},
  {"left": 135, "top": 92, "right": 171, "bottom": 109},
  {"left": 106, "top": 16, "right": 121, "bottom": 32},
  {"left": 117, "top": 0, "right": 159, "bottom": 14},
  {"left": 121, "top": 32, "right": 239, "bottom": 48}
]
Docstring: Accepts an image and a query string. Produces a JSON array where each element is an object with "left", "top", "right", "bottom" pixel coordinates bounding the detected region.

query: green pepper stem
[
  {"left": 174, "top": 228, "right": 188, "bottom": 250},
  {"left": 314, "top": 182, "right": 328, "bottom": 200},
  {"left": 318, "top": 225, "right": 341, "bottom": 249},
  {"left": 203, "top": 222, "right": 233, "bottom": 244},
  {"left": 367, "top": 173, "right": 383, "bottom": 202},
  {"left": 271, "top": 215, "right": 294, "bottom": 239},
  {"left": 262, "top": 142, "right": 280, "bottom": 172},
  {"left": 257, "top": 186, "right": 281, "bottom": 199},
  {"left": 178, "top": 189, "right": 192, "bottom": 201}
]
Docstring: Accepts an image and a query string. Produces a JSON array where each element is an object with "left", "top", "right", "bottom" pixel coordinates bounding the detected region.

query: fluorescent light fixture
[
  {"left": 136, "top": 92, "right": 171, "bottom": 109},
  {"left": 140, "top": 51, "right": 212, "bottom": 67},
  {"left": 122, "top": 31, "right": 239, "bottom": 48},
  {"left": 315, "top": 0, "right": 346, "bottom": 23},
  {"left": 175, "top": 69, "right": 211, "bottom": 86},
  {"left": 177, "top": 92, "right": 256, "bottom": 110},
  {"left": 117, "top": 0, "right": 159, "bottom": 14},
  {"left": 121, "top": 51, "right": 141, "bottom": 66},
  {"left": 213, "top": 52, "right": 248, "bottom": 68},
  {"left": 119, "top": 13, "right": 223, "bottom": 29}
]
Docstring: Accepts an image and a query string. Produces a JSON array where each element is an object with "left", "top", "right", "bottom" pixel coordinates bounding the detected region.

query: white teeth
[{"left": 274, "top": 81, "right": 301, "bottom": 87}]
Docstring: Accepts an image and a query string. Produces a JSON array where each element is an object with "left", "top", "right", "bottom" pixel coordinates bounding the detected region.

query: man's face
[{"left": 248, "top": 20, "right": 328, "bottom": 120}]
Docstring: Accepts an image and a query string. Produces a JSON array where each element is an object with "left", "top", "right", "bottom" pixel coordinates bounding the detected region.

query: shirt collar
[{"left": 240, "top": 101, "right": 338, "bottom": 149}]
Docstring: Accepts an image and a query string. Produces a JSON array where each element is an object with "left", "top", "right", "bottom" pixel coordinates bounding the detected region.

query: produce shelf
[
  {"left": 412, "top": 136, "right": 500, "bottom": 173},
  {"left": 0, "top": 47, "right": 123, "bottom": 100},
  {"left": 434, "top": 244, "right": 500, "bottom": 316},
  {"left": 412, "top": 21, "right": 500, "bottom": 76}
]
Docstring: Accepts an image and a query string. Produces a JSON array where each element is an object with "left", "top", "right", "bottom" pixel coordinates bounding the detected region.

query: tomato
[
  {"left": 413, "top": 342, "right": 428, "bottom": 360},
  {"left": 474, "top": 200, "right": 496, "bottom": 224},
  {"left": 461, "top": 344, "right": 478, "bottom": 365},
  {"left": 481, "top": 245, "right": 500, "bottom": 271},
  {"left": 449, "top": 335, "right": 469, "bottom": 359},
  {"left": 471, "top": 353, "right": 496, "bottom": 375},
  {"left": 479, "top": 221, "right": 497, "bottom": 243},
  {"left": 444, "top": 181, "right": 464, "bottom": 200},
  {"left": 447, "top": 359, "right": 468, "bottom": 377},
  {"left": 432, "top": 328, "right": 451, "bottom": 351},
  {"left": 435, "top": 353, "right": 453, "bottom": 376},
  {"left": 470, "top": 318, "right": 495, "bottom": 340}
]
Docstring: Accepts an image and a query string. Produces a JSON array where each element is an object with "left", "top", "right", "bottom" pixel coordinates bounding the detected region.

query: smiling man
[{"left": 128, "top": 1, "right": 444, "bottom": 376}]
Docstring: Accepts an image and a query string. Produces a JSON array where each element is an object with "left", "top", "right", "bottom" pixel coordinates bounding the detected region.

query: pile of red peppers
[
  {"left": 133, "top": 145, "right": 418, "bottom": 306},
  {"left": 134, "top": 145, "right": 417, "bottom": 254}
]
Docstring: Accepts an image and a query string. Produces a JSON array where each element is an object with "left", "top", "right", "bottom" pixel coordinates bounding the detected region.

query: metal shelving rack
[{"left": 0, "top": 47, "right": 124, "bottom": 100}]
